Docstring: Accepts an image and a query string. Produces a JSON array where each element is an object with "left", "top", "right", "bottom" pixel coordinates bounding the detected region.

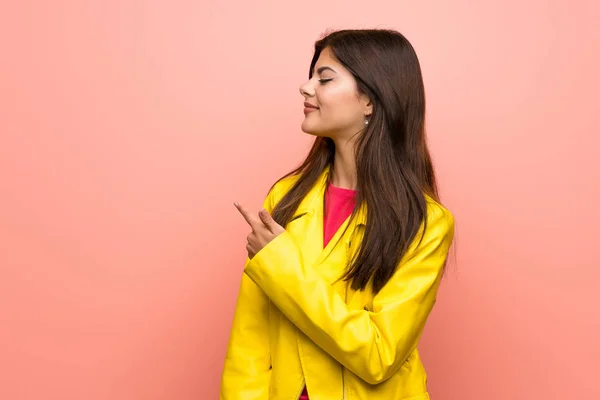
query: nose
[{"left": 299, "top": 80, "right": 315, "bottom": 98}]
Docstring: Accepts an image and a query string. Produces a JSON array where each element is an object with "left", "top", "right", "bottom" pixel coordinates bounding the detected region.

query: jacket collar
[{"left": 294, "top": 165, "right": 367, "bottom": 228}]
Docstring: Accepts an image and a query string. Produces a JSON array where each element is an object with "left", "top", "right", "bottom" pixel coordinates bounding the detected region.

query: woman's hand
[{"left": 235, "top": 202, "right": 285, "bottom": 259}]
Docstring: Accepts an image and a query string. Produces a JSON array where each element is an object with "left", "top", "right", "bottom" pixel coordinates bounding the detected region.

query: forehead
[
  {"left": 313, "top": 47, "right": 342, "bottom": 72},
  {"left": 316, "top": 47, "right": 335, "bottom": 64}
]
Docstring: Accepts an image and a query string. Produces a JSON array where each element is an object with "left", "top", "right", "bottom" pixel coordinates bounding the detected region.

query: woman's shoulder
[
  {"left": 270, "top": 173, "right": 300, "bottom": 196},
  {"left": 424, "top": 193, "right": 455, "bottom": 232},
  {"left": 264, "top": 173, "right": 301, "bottom": 208}
]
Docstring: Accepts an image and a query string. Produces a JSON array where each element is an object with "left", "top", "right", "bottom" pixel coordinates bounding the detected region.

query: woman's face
[{"left": 299, "top": 47, "right": 371, "bottom": 140}]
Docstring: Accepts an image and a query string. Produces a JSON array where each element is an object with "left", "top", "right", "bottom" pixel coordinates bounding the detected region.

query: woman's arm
[
  {"left": 244, "top": 203, "right": 454, "bottom": 385},
  {"left": 220, "top": 197, "right": 274, "bottom": 400},
  {"left": 219, "top": 273, "right": 271, "bottom": 399}
]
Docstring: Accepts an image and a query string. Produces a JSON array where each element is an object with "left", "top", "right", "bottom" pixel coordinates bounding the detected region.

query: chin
[
  {"left": 301, "top": 122, "right": 317, "bottom": 135},
  {"left": 301, "top": 126, "right": 337, "bottom": 141},
  {"left": 301, "top": 121, "right": 326, "bottom": 136}
]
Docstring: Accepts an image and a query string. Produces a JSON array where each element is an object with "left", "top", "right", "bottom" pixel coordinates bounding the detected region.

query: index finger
[{"left": 234, "top": 202, "right": 259, "bottom": 228}]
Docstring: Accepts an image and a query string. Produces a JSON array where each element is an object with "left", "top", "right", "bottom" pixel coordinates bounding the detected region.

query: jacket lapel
[
  {"left": 290, "top": 169, "right": 368, "bottom": 393},
  {"left": 287, "top": 168, "right": 367, "bottom": 280}
]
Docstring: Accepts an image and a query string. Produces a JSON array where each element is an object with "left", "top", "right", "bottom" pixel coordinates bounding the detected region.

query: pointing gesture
[{"left": 234, "top": 202, "right": 285, "bottom": 259}]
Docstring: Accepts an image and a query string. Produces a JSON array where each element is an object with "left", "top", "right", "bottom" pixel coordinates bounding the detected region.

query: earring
[{"left": 365, "top": 118, "right": 369, "bottom": 125}]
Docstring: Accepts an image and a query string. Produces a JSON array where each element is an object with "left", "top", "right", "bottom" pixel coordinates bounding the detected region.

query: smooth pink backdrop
[{"left": 1, "top": 1, "right": 599, "bottom": 399}]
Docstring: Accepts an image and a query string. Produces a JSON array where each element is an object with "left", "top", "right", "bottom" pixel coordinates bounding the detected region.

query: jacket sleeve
[
  {"left": 220, "top": 196, "right": 274, "bottom": 400},
  {"left": 244, "top": 204, "right": 454, "bottom": 385}
]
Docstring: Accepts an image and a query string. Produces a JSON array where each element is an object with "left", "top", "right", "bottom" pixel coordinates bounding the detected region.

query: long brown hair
[{"left": 271, "top": 29, "right": 440, "bottom": 295}]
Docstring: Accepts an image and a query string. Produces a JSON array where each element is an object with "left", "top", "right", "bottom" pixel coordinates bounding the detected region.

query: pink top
[{"left": 300, "top": 183, "right": 357, "bottom": 400}]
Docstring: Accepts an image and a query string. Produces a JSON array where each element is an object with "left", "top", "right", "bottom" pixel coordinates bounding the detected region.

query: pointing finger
[{"left": 234, "top": 202, "right": 258, "bottom": 228}]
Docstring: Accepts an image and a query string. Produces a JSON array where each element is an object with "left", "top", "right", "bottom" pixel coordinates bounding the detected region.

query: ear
[{"left": 360, "top": 93, "right": 373, "bottom": 117}]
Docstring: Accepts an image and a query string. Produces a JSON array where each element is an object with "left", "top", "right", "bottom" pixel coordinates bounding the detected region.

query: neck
[{"left": 330, "top": 139, "right": 357, "bottom": 190}]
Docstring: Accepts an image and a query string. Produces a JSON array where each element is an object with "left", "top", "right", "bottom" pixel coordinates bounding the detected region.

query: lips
[{"left": 303, "top": 102, "right": 319, "bottom": 115}]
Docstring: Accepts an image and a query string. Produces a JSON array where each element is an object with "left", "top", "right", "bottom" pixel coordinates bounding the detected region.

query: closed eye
[{"left": 318, "top": 78, "right": 333, "bottom": 84}]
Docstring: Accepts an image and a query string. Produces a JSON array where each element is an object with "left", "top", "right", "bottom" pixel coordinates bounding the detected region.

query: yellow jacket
[{"left": 220, "top": 169, "right": 455, "bottom": 400}]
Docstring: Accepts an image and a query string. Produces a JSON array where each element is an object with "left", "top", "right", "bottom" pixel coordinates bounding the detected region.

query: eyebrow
[{"left": 314, "top": 66, "right": 337, "bottom": 75}]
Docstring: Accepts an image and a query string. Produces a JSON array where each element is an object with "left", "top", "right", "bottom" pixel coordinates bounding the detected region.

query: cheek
[
  {"left": 319, "top": 89, "right": 356, "bottom": 116},
  {"left": 320, "top": 91, "right": 362, "bottom": 122}
]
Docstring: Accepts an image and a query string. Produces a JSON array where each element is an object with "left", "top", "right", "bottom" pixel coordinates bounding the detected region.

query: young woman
[{"left": 220, "top": 29, "right": 455, "bottom": 400}]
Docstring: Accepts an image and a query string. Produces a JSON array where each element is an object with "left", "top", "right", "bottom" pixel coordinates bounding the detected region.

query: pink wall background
[{"left": 1, "top": 1, "right": 599, "bottom": 399}]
